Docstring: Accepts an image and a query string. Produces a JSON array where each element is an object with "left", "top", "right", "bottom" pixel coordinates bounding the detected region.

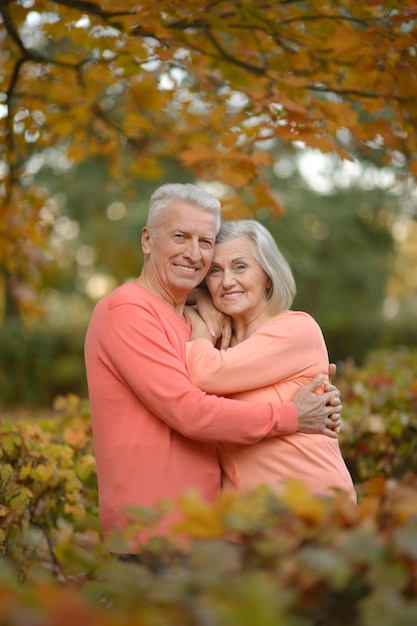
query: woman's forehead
[{"left": 212, "top": 237, "right": 255, "bottom": 262}]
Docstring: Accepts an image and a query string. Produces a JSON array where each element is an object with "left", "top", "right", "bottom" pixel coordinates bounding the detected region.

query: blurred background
[
  {"left": 1, "top": 2, "right": 416, "bottom": 408},
  {"left": 1, "top": 145, "right": 416, "bottom": 408}
]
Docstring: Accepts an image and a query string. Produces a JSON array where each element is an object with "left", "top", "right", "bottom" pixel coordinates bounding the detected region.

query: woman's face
[{"left": 206, "top": 236, "right": 271, "bottom": 322}]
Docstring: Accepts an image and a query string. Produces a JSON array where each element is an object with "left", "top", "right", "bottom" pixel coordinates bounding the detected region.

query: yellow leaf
[
  {"left": 34, "top": 464, "right": 53, "bottom": 483},
  {"left": 64, "top": 503, "right": 86, "bottom": 521},
  {"left": 63, "top": 427, "right": 89, "bottom": 449},
  {"left": 19, "top": 463, "right": 32, "bottom": 480},
  {"left": 128, "top": 155, "right": 164, "bottom": 179},
  {"left": 172, "top": 489, "right": 237, "bottom": 538},
  {"left": 251, "top": 182, "right": 285, "bottom": 217},
  {"left": 280, "top": 479, "right": 327, "bottom": 524}
]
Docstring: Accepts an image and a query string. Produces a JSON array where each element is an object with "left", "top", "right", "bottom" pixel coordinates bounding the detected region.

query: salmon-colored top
[
  {"left": 84, "top": 283, "right": 298, "bottom": 547},
  {"left": 186, "top": 311, "right": 356, "bottom": 503}
]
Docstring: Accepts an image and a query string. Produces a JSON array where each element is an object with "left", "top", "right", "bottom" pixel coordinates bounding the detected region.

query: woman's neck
[{"left": 231, "top": 310, "right": 278, "bottom": 344}]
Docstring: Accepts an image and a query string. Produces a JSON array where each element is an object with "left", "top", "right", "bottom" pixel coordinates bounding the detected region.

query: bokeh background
[{"left": 1, "top": 1, "right": 416, "bottom": 408}]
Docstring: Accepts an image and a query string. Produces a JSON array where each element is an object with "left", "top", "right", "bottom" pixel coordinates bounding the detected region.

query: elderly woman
[{"left": 186, "top": 219, "right": 356, "bottom": 503}]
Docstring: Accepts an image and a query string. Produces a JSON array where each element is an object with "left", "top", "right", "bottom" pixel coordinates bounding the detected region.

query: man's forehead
[{"left": 167, "top": 204, "right": 217, "bottom": 233}]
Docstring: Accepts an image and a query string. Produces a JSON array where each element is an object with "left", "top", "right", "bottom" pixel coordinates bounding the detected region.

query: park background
[
  {"left": 1, "top": 1, "right": 417, "bottom": 408},
  {"left": 1, "top": 1, "right": 417, "bottom": 624}
]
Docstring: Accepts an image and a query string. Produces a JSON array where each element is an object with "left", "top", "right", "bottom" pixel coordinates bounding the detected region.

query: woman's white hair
[
  {"left": 215, "top": 219, "right": 296, "bottom": 314},
  {"left": 147, "top": 183, "right": 221, "bottom": 232}
]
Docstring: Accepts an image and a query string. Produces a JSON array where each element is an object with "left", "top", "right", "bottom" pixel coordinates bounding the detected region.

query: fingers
[
  {"left": 322, "top": 389, "right": 341, "bottom": 405},
  {"left": 329, "top": 414, "right": 342, "bottom": 427},
  {"left": 329, "top": 394, "right": 341, "bottom": 407},
  {"left": 321, "top": 416, "right": 341, "bottom": 438},
  {"left": 219, "top": 318, "right": 233, "bottom": 350},
  {"left": 322, "top": 425, "right": 339, "bottom": 438},
  {"left": 304, "top": 373, "right": 325, "bottom": 393},
  {"left": 328, "top": 362, "right": 337, "bottom": 382},
  {"left": 324, "top": 382, "right": 338, "bottom": 393}
]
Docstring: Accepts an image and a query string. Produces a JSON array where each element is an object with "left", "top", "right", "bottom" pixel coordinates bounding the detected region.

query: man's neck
[{"left": 135, "top": 275, "right": 187, "bottom": 319}]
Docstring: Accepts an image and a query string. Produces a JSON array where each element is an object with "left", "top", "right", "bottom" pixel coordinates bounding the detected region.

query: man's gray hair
[
  {"left": 148, "top": 183, "right": 221, "bottom": 232},
  {"left": 215, "top": 219, "right": 296, "bottom": 314}
]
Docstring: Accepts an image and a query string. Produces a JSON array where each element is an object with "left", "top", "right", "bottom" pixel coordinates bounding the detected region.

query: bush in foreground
[{"left": 0, "top": 346, "right": 417, "bottom": 624}]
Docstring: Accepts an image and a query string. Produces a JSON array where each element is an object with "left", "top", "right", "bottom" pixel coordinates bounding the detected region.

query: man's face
[{"left": 142, "top": 202, "right": 217, "bottom": 300}]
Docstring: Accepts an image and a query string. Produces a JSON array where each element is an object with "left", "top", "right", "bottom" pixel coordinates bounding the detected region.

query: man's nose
[{"left": 184, "top": 239, "right": 201, "bottom": 261}]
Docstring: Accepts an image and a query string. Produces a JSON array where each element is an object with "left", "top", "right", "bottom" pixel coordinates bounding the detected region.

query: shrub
[
  {"left": 0, "top": 395, "right": 99, "bottom": 579},
  {"left": 1, "top": 346, "right": 417, "bottom": 624},
  {"left": 0, "top": 317, "right": 87, "bottom": 407},
  {"left": 338, "top": 346, "right": 417, "bottom": 489}
]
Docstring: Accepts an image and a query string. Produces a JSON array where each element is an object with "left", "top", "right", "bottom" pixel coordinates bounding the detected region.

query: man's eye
[
  {"left": 200, "top": 239, "right": 214, "bottom": 248},
  {"left": 174, "top": 233, "right": 185, "bottom": 239}
]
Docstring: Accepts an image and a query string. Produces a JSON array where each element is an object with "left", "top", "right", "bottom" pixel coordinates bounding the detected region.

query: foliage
[
  {"left": 1, "top": 479, "right": 417, "bottom": 625},
  {"left": 0, "top": 395, "right": 99, "bottom": 579},
  {"left": 0, "top": 316, "right": 87, "bottom": 406},
  {"left": 0, "top": 347, "right": 417, "bottom": 623},
  {"left": 261, "top": 165, "right": 396, "bottom": 363},
  {"left": 338, "top": 347, "right": 417, "bottom": 488},
  {"left": 1, "top": 0, "right": 417, "bottom": 312}
]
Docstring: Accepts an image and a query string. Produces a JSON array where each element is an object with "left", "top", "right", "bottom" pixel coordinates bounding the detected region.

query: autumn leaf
[
  {"left": 280, "top": 479, "right": 328, "bottom": 524},
  {"left": 172, "top": 489, "right": 237, "bottom": 538},
  {"left": 2, "top": 0, "right": 417, "bottom": 309}
]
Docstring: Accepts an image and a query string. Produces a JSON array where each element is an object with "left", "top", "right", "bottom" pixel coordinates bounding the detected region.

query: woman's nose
[{"left": 221, "top": 269, "right": 235, "bottom": 287}]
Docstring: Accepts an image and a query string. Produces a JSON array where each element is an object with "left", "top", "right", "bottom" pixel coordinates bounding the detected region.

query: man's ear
[{"left": 141, "top": 227, "right": 151, "bottom": 254}]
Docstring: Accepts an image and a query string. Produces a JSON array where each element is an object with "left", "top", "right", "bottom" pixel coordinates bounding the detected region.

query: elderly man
[{"left": 84, "top": 183, "right": 341, "bottom": 552}]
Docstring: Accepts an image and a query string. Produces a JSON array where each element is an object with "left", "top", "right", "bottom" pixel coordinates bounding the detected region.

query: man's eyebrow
[{"left": 169, "top": 227, "right": 187, "bottom": 234}]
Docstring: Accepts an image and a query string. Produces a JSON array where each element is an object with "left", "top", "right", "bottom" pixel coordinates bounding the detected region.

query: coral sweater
[
  {"left": 84, "top": 283, "right": 298, "bottom": 546},
  {"left": 186, "top": 311, "right": 357, "bottom": 503}
]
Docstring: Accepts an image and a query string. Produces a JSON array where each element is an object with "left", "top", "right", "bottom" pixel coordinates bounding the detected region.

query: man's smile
[{"left": 174, "top": 264, "right": 199, "bottom": 272}]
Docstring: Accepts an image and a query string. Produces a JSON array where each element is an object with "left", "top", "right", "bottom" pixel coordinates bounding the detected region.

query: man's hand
[
  {"left": 326, "top": 363, "right": 342, "bottom": 422},
  {"left": 290, "top": 375, "right": 342, "bottom": 438}
]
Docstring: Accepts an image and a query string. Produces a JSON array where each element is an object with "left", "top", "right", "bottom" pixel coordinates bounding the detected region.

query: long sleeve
[
  {"left": 86, "top": 285, "right": 298, "bottom": 446},
  {"left": 186, "top": 311, "right": 329, "bottom": 395}
]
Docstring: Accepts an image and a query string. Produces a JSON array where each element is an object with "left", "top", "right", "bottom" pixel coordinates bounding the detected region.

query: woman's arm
[
  {"left": 185, "top": 306, "right": 215, "bottom": 343},
  {"left": 187, "top": 287, "right": 232, "bottom": 349},
  {"left": 186, "top": 312, "right": 329, "bottom": 395}
]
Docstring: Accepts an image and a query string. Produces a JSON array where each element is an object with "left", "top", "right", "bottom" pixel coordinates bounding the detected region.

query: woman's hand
[
  {"left": 185, "top": 306, "right": 215, "bottom": 343},
  {"left": 187, "top": 288, "right": 232, "bottom": 349}
]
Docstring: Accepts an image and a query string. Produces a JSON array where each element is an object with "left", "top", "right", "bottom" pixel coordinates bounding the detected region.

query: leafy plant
[
  {"left": 1, "top": 347, "right": 417, "bottom": 624},
  {"left": 338, "top": 347, "right": 417, "bottom": 487},
  {"left": 0, "top": 395, "right": 99, "bottom": 579}
]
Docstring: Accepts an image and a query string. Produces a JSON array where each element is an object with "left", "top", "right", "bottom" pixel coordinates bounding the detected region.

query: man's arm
[{"left": 88, "top": 297, "right": 338, "bottom": 443}]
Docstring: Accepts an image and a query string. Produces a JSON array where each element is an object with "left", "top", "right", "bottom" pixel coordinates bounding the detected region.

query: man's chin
[{"left": 173, "top": 276, "right": 203, "bottom": 292}]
